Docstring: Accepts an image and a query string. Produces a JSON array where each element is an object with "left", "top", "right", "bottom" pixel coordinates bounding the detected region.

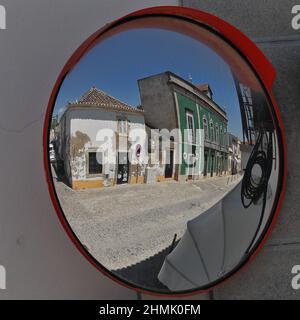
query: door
[
  {"left": 204, "top": 153, "right": 208, "bottom": 177},
  {"left": 164, "top": 150, "right": 174, "bottom": 178},
  {"left": 117, "top": 152, "right": 129, "bottom": 184},
  {"left": 211, "top": 154, "right": 214, "bottom": 177},
  {"left": 216, "top": 156, "right": 219, "bottom": 176}
]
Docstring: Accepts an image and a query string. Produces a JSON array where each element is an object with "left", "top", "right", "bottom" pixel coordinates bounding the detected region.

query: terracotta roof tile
[
  {"left": 74, "top": 87, "right": 143, "bottom": 113},
  {"left": 195, "top": 83, "right": 210, "bottom": 92}
]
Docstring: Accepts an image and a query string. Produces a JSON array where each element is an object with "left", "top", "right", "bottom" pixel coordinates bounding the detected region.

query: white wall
[{"left": 69, "top": 108, "right": 146, "bottom": 181}]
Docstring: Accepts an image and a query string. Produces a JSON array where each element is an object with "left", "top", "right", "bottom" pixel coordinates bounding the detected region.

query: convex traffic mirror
[{"left": 45, "top": 7, "right": 286, "bottom": 295}]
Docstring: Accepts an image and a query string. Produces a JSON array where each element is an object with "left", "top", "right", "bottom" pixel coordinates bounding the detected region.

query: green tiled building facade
[
  {"left": 175, "top": 92, "right": 228, "bottom": 178},
  {"left": 138, "top": 71, "right": 229, "bottom": 181}
]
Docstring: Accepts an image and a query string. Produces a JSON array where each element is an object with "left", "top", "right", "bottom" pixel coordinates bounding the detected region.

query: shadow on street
[{"left": 112, "top": 240, "right": 180, "bottom": 292}]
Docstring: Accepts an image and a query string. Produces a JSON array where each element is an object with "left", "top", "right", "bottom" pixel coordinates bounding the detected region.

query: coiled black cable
[
  {"left": 241, "top": 129, "right": 273, "bottom": 254},
  {"left": 241, "top": 130, "right": 273, "bottom": 208}
]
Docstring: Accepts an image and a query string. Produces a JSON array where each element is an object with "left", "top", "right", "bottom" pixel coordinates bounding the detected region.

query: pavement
[{"left": 53, "top": 167, "right": 242, "bottom": 274}]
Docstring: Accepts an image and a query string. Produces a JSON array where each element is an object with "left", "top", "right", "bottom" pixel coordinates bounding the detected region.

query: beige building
[{"left": 228, "top": 133, "right": 242, "bottom": 175}]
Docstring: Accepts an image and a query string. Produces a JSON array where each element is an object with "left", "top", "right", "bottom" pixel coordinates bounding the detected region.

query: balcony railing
[{"left": 204, "top": 140, "right": 229, "bottom": 153}]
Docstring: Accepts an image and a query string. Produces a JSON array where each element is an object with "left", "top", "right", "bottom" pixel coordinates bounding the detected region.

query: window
[
  {"left": 203, "top": 116, "right": 208, "bottom": 140},
  {"left": 88, "top": 152, "right": 103, "bottom": 174},
  {"left": 118, "top": 119, "right": 127, "bottom": 135},
  {"left": 210, "top": 121, "right": 215, "bottom": 142},
  {"left": 215, "top": 124, "right": 219, "bottom": 144},
  {"left": 186, "top": 111, "right": 195, "bottom": 144},
  {"left": 220, "top": 127, "right": 223, "bottom": 146},
  {"left": 223, "top": 128, "right": 227, "bottom": 146}
]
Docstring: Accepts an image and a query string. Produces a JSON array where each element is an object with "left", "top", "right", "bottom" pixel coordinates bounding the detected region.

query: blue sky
[{"left": 53, "top": 28, "right": 242, "bottom": 138}]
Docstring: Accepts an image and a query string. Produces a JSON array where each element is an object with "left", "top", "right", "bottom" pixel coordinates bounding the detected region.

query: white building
[
  {"left": 57, "top": 87, "right": 146, "bottom": 189},
  {"left": 228, "top": 133, "right": 242, "bottom": 175}
]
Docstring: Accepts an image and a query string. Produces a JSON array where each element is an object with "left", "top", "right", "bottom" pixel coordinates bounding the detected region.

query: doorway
[
  {"left": 164, "top": 150, "right": 174, "bottom": 178},
  {"left": 117, "top": 152, "right": 129, "bottom": 184},
  {"left": 211, "top": 154, "right": 214, "bottom": 177},
  {"left": 204, "top": 153, "right": 208, "bottom": 177}
]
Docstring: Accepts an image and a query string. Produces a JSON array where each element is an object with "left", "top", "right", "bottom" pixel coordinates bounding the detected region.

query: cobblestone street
[{"left": 53, "top": 168, "right": 242, "bottom": 272}]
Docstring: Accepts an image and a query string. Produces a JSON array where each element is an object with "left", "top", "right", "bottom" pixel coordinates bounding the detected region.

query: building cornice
[
  {"left": 167, "top": 72, "right": 228, "bottom": 121},
  {"left": 65, "top": 103, "right": 144, "bottom": 116}
]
